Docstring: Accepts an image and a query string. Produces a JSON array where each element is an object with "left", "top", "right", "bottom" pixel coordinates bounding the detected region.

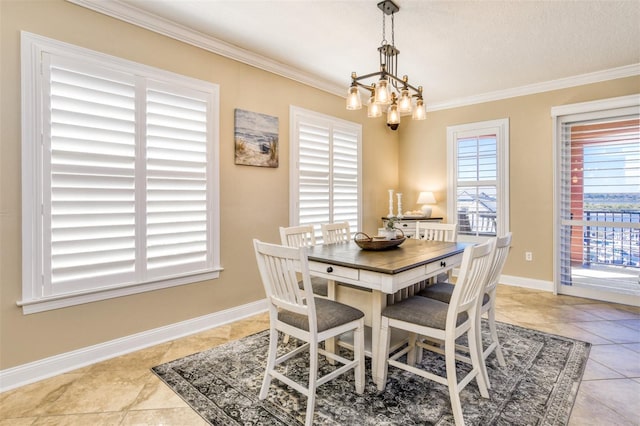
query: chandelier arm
[
  {"left": 353, "top": 71, "right": 385, "bottom": 82},
  {"left": 385, "top": 73, "right": 422, "bottom": 94}
]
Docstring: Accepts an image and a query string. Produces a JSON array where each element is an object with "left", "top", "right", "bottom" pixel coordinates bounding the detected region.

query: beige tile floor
[{"left": 1, "top": 285, "right": 639, "bottom": 425}]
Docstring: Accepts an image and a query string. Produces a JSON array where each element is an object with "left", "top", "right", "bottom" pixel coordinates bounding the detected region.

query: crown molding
[
  {"left": 427, "top": 63, "right": 640, "bottom": 111},
  {"left": 66, "top": 0, "right": 345, "bottom": 97},
  {"left": 67, "top": 1, "right": 639, "bottom": 111}
]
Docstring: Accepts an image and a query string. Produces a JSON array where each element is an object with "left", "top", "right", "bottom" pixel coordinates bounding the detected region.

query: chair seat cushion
[
  {"left": 418, "top": 282, "right": 490, "bottom": 305},
  {"left": 297, "top": 276, "right": 329, "bottom": 297},
  {"left": 381, "top": 296, "right": 468, "bottom": 330},
  {"left": 279, "top": 298, "right": 364, "bottom": 332}
]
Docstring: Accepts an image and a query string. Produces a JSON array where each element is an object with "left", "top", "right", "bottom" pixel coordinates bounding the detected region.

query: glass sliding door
[{"left": 554, "top": 97, "right": 639, "bottom": 302}]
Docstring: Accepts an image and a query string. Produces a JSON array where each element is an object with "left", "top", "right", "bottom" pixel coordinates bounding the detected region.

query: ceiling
[{"left": 87, "top": 0, "right": 639, "bottom": 109}]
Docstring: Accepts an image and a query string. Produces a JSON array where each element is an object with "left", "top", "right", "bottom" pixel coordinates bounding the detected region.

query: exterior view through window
[{"left": 556, "top": 99, "right": 639, "bottom": 298}]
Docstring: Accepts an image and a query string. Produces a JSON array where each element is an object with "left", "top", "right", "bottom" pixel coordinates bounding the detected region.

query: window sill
[{"left": 17, "top": 268, "right": 223, "bottom": 314}]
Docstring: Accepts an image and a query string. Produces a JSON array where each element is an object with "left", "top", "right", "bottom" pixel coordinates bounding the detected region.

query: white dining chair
[
  {"left": 416, "top": 221, "right": 458, "bottom": 242},
  {"left": 418, "top": 233, "right": 512, "bottom": 388},
  {"left": 321, "top": 222, "right": 351, "bottom": 244},
  {"left": 376, "top": 239, "right": 496, "bottom": 426},
  {"left": 253, "top": 239, "right": 365, "bottom": 426}
]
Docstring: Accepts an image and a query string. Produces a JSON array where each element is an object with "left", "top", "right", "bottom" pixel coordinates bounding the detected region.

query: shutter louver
[
  {"left": 146, "top": 86, "right": 209, "bottom": 277},
  {"left": 48, "top": 59, "right": 137, "bottom": 294}
]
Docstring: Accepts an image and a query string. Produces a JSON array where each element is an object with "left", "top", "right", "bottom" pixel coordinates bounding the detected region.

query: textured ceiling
[{"left": 114, "top": 0, "right": 639, "bottom": 107}]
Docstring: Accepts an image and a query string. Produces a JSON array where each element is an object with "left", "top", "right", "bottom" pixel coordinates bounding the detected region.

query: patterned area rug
[{"left": 152, "top": 321, "right": 590, "bottom": 425}]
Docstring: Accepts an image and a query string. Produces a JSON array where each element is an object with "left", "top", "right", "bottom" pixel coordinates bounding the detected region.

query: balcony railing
[
  {"left": 582, "top": 210, "right": 640, "bottom": 268},
  {"left": 458, "top": 211, "right": 496, "bottom": 236}
]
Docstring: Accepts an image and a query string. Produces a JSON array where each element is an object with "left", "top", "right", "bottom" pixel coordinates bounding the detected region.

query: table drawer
[
  {"left": 309, "top": 261, "right": 360, "bottom": 281},
  {"left": 425, "top": 253, "right": 463, "bottom": 275}
]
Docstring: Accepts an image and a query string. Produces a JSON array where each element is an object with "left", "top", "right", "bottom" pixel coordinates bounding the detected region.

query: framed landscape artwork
[{"left": 234, "top": 109, "right": 279, "bottom": 168}]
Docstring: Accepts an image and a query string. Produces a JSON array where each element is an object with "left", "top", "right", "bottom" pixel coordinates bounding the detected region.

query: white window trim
[
  {"left": 289, "top": 106, "right": 362, "bottom": 231},
  {"left": 446, "top": 118, "right": 510, "bottom": 242},
  {"left": 551, "top": 94, "right": 640, "bottom": 299},
  {"left": 19, "top": 32, "right": 221, "bottom": 314}
]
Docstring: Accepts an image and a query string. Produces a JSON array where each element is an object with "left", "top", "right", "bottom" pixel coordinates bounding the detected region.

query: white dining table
[{"left": 306, "top": 238, "right": 470, "bottom": 382}]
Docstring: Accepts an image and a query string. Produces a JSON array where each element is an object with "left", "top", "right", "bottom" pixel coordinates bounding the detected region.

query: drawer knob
[
  {"left": 327, "top": 266, "right": 333, "bottom": 273},
  {"left": 440, "top": 261, "right": 446, "bottom": 267}
]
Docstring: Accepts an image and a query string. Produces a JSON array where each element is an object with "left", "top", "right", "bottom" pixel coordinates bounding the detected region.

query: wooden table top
[{"left": 306, "top": 239, "right": 470, "bottom": 275}]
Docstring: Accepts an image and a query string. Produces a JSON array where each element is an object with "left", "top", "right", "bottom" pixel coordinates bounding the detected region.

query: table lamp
[{"left": 416, "top": 191, "right": 436, "bottom": 218}]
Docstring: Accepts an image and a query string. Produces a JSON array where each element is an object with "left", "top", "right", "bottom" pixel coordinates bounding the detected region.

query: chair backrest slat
[
  {"left": 417, "top": 222, "right": 458, "bottom": 242},
  {"left": 280, "top": 225, "right": 316, "bottom": 248},
  {"left": 321, "top": 222, "right": 351, "bottom": 244},
  {"left": 449, "top": 239, "right": 496, "bottom": 318}
]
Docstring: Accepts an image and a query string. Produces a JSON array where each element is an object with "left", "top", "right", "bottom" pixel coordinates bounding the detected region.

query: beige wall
[
  {"left": 398, "top": 77, "right": 640, "bottom": 281},
  {"left": 0, "top": 0, "right": 398, "bottom": 369}
]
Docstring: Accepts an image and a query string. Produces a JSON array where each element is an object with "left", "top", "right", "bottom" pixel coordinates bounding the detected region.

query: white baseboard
[
  {"left": 499, "top": 274, "right": 555, "bottom": 292},
  {"left": 0, "top": 299, "right": 268, "bottom": 393}
]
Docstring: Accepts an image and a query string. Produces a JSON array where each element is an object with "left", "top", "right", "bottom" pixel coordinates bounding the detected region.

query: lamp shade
[
  {"left": 346, "top": 86, "right": 362, "bottom": 110},
  {"left": 417, "top": 191, "right": 436, "bottom": 204}
]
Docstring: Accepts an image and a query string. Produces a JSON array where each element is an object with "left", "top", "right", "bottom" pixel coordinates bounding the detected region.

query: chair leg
[
  {"left": 445, "top": 338, "right": 465, "bottom": 426},
  {"left": 407, "top": 332, "right": 417, "bottom": 366},
  {"left": 354, "top": 320, "right": 365, "bottom": 394},
  {"left": 488, "top": 307, "right": 506, "bottom": 366},
  {"left": 468, "top": 324, "right": 489, "bottom": 399},
  {"left": 475, "top": 313, "right": 491, "bottom": 390},
  {"left": 376, "top": 318, "right": 392, "bottom": 391},
  {"left": 305, "top": 342, "right": 319, "bottom": 426},
  {"left": 260, "top": 326, "right": 279, "bottom": 399}
]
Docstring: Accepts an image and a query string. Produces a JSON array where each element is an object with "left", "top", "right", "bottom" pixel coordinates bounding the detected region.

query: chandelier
[{"left": 346, "top": 0, "right": 426, "bottom": 130}]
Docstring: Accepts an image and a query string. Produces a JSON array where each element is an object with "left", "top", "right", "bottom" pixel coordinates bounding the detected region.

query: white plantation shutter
[
  {"left": 291, "top": 107, "right": 361, "bottom": 241},
  {"left": 46, "top": 55, "right": 137, "bottom": 294},
  {"left": 455, "top": 134, "right": 498, "bottom": 237},
  {"left": 332, "top": 129, "right": 359, "bottom": 224},
  {"left": 145, "top": 84, "right": 211, "bottom": 278},
  {"left": 21, "top": 33, "right": 220, "bottom": 313},
  {"left": 298, "top": 122, "right": 331, "bottom": 227}
]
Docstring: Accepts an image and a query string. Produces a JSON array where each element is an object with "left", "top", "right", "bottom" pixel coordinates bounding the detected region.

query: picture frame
[{"left": 234, "top": 108, "right": 279, "bottom": 168}]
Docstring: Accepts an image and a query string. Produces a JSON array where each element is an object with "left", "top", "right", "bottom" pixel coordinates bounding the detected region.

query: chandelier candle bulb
[{"left": 346, "top": 83, "right": 362, "bottom": 110}]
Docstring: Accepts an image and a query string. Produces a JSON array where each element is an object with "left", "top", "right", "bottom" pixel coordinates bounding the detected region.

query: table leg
[
  {"left": 325, "top": 279, "right": 336, "bottom": 364},
  {"left": 370, "top": 290, "right": 387, "bottom": 384}
]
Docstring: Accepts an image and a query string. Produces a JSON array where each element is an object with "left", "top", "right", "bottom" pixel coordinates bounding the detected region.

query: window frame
[
  {"left": 20, "top": 32, "right": 221, "bottom": 314},
  {"left": 446, "top": 118, "right": 510, "bottom": 242},
  {"left": 289, "top": 106, "right": 362, "bottom": 240}
]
